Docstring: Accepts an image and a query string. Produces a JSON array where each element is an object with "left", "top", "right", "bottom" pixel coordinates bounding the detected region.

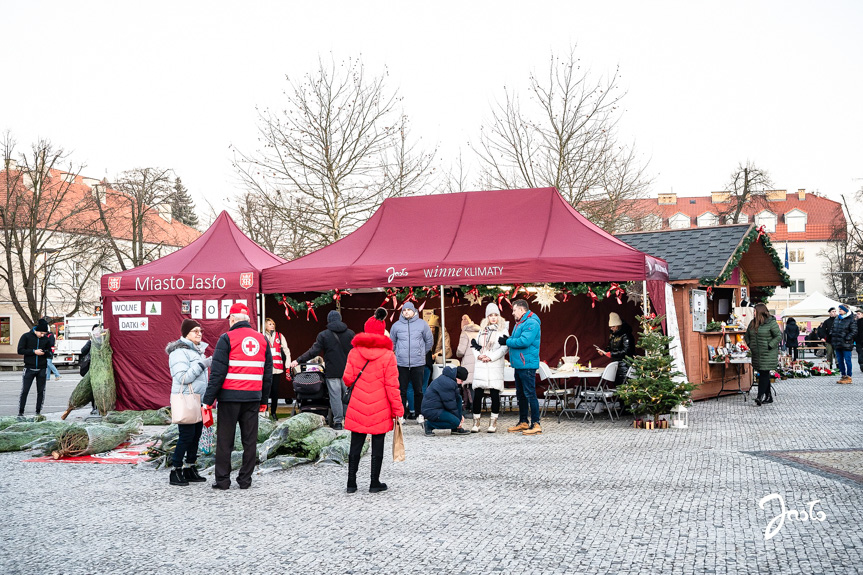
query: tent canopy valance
[
  {"left": 101, "top": 211, "right": 285, "bottom": 296},
  {"left": 261, "top": 188, "right": 668, "bottom": 293}
]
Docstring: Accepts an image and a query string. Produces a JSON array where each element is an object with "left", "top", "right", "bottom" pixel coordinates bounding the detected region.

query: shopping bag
[
  {"left": 170, "top": 385, "right": 202, "bottom": 424},
  {"left": 392, "top": 419, "right": 405, "bottom": 462},
  {"left": 201, "top": 405, "right": 214, "bottom": 428},
  {"left": 198, "top": 424, "right": 216, "bottom": 454}
]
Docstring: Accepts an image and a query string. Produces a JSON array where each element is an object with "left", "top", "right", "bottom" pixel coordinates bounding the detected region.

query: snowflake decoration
[
  {"left": 465, "top": 292, "right": 484, "bottom": 306},
  {"left": 533, "top": 284, "right": 558, "bottom": 312},
  {"left": 627, "top": 290, "right": 643, "bottom": 305}
]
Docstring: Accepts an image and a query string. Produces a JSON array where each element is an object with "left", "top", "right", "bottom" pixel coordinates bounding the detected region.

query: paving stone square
[{"left": 1, "top": 372, "right": 862, "bottom": 574}]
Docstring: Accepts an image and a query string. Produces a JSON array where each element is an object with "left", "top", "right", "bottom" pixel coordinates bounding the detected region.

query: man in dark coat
[
  {"left": 831, "top": 304, "right": 857, "bottom": 384},
  {"left": 17, "top": 318, "right": 52, "bottom": 416},
  {"left": 421, "top": 366, "right": 471, "bottom": 436},
  {"left": 818, "top": 308, "right": 838, "bottom": 369},
  {"left": 291, "top": 310, "right": 355, "bottom": 430}
]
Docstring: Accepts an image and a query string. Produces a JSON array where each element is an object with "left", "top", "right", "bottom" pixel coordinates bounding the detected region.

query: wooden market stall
[{"left": 618, "top": 224, "right": 791, "bottom": 400}]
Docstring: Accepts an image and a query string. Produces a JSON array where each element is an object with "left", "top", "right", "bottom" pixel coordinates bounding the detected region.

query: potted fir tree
[{"left": 617, "top": 315, "right": 697, "bottom": 429}]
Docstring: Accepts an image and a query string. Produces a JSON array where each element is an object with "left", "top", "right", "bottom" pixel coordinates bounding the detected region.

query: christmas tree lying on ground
[{"left": 617, "top": 314, "right": 697, "bottom": 425}]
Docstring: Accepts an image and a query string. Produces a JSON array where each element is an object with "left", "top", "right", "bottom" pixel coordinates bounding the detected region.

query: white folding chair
[
  {"left": 538, "top": 362, "right": 573, "bottom": 421},
  {"left": 580, "top": 362, "right": 619, "bottom": 422}
]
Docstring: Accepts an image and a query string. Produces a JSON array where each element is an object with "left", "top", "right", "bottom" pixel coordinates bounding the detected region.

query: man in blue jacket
[
  {"left": 390, "top": 302, "right": 433, "bottom": 424},
  {"left": 500, "top": 300, "right": 542, "bottom": 435},
  {"left": 421, "top": 366, "right": 471, "bottom": 435}
]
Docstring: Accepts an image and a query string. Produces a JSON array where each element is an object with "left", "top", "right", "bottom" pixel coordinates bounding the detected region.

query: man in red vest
[{"left": 203, "top": 303, "right": 272, "bottom": 490}]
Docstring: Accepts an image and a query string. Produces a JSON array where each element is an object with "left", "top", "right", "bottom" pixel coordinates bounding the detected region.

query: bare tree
[
  {"left": 91, "top": 167, "right": 177, "bottom": 270},
  {"left": 232, "top": 56, "right": 436, "bottom": 256},
  {"left": 720, "top": 161, "right": 774, "bottom": 224},
  {"left": 1, "top": 134, "right": 108, "bottom": 325},
  {"left": 472, "top": 47, "right": 653, "bottom": 228},
  {"left": 234, "top": 190, "right": 310, "bottom": 260},
  {"left": 593, "top": 143, "right": 657, "bottom": 233}
]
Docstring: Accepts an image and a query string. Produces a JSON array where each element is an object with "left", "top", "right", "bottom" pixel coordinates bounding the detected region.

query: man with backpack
[{"left": 291, "top": 310, "right": 355, "bottom": 430}]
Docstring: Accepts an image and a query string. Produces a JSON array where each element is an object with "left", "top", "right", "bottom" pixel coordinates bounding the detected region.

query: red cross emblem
[
  {"left": 239, "top": 272, "right": 254, "bottom": 290},
  {"left": 108, "top": 277, "right": 121, "bottom": 292},
  {"left": 241, "top": 336, "right": 260, "bottom": 357}
]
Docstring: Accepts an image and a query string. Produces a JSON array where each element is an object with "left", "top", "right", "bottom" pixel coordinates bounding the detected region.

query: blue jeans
[
  {"left": 835, "top": 350, "right": 853, "bottom": 377},
  {"left": 514, "top": 368, "right": 540, "bottom": 425},
  {"left": 427, "top": 410, "right": 461, "bottom": 430},
  {"left": 46, "top": 359, "right": 60, "bottom": 378}
]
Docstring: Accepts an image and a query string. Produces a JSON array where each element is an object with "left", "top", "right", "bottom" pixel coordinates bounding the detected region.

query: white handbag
[{"left": 170, "top": 384, "right": 202, "bottom": 424}]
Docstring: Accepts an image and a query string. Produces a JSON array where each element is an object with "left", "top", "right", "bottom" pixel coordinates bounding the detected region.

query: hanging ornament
[
  {"left": 465, "top": 286, "right": 483, "bottom": 306},
  {"left": 533, "top": 284, "right": 558, "bottom": 313},
  {"left": 626, "top": 282, "right": 643, "bottom": 305}
]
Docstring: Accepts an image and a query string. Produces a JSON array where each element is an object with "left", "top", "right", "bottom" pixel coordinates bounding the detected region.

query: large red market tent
[
  {"left": 101, "top": 211, "right": 285, "bottom": 410},
  {"left": 261, "top": 187, "right": 669, "bottom": 292}
]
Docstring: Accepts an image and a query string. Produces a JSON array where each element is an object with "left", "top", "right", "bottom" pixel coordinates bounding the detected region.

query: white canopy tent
[{"left": 781, "top": 292, "right": 845, "bottom": 320}]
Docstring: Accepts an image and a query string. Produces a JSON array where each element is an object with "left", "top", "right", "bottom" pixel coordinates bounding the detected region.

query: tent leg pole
[
  {"left": 260, "top": 293, "right": 266, "bottom": 331},
  {"left": 440, "top": 284, "right": 445, "bottom": 368},
  {"left": 643, "top": 280, "right": 649, "bottom": 317}
]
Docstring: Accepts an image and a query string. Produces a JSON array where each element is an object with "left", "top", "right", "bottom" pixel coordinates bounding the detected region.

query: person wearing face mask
[
  {"left": 389, "top": 302, "right": 433, "bottom": 423},
  {"left": 165, "top": 319, "right": 212, "bottom": 486},
  {"left": 468, "top": 304, "right": 509, "bottom": 433},
  {"left": 830, "top": 304, "right": 857, "bottom": 384}
]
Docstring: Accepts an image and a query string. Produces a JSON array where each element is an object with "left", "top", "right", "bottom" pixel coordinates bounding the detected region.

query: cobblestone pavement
[{"left": 1, "top": 372, "right": 862, "bottom": 575}]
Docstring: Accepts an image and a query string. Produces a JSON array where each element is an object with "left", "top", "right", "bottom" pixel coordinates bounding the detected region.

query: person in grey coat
[
  {"left": 389, "top": 302, "right": 433, "bottom": 422},
  {"left": 165, "top": 319, "right": 212, "bottom": 486}
]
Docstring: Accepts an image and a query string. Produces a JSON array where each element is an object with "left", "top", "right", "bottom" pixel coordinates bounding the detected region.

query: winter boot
[
  {"left": 347, "top": 454, "right": 359, "bottom": 493},
  {"left": 369, "top": 454, "right": 387, "bottom": 493},
  {"left": 183, "top": 465, "right": 206, "bottom": 483},
  {"left": 487, "top": 414, "right": 499, "bottom": 433},
  {"left": 507, "top": 421, "right": 529, "bottom": 433},
  {"left": 522, "top": 422, "right": 542, "bottom": 435},
  {"left": 169, "top": 468, "right": 189, "bottom": 486},
  {"left": 470, "top": 414, "right": 481, "bottom": 433}
]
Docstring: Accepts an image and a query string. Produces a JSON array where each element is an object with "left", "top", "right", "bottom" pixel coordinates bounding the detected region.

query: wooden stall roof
[{"left": 617, "top": 224, "right": 789, "bottom": 287}]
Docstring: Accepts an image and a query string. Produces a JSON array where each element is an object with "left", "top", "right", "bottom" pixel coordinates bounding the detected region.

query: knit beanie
[
  {"left": 455, "top": 366, "right": 469, "bottom": 381},
  {"left": 485, "top": 303, "right": 500, "bottom": 317},
  {"left": 181, "top": 319, "right": 201, "bottom": 338},
  {"left": 608, "top": 312, "right": 623, "bottom": 327},
  {"left": 364, "top": 308, "right": 387, "bottom": 335},
  {"left": 327, "top": 310, "right": 342, "bottom": 323},
  {"left": 461, "top": 314, "right": 475, "bottom": 329},
  {"left": 35, "top": 318, "right": 50, "bottom": 332}
]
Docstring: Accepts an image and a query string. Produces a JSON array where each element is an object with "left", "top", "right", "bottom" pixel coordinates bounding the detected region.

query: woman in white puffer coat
[{"left": 470, "top": 303, "right": 509, "bottom": 433}]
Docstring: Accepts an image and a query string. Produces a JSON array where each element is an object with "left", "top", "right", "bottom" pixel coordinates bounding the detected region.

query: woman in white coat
[{"left": 470, "top": 303, "right": 509, "bottom": 433}]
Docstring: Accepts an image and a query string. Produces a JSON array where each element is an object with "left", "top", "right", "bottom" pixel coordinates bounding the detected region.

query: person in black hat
[
  {"left": 16, "top": 318, "right": 52, "bottom": 416},
  {"left": 420, "top": 365, "right": 471, "bottom": 435}
]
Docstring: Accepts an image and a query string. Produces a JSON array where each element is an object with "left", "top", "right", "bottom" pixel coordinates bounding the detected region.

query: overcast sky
[{"left": 3, "top": 1, "right": 862, "bottom": 221}]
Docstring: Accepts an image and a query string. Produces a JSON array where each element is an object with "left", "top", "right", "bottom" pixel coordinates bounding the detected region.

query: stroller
[{"left": 291, "top": 363, "right": 331, "bottom": 422}]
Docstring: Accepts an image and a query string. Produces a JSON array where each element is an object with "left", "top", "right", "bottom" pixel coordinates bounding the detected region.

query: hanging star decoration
[
  {"left": 627, "top": 290, "right": 643, "bottom": 305},
  {"left": 533, "top": 284, "right": 558, "bottom": 312},
  {"left": 465, "top": 291, "right": 484, "bottom": 306}
]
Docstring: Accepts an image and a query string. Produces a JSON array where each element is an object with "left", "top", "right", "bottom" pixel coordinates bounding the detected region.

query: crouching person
[{"left": 421, "top": 366, "right": 471, "bottom": 436}]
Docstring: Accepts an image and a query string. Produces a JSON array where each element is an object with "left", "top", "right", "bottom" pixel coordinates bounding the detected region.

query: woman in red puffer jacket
[{"left": 344, "top": 308, "right": 404, "bottom": 494}]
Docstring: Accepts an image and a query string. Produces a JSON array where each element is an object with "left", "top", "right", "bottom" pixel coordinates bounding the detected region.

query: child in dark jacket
[{"left": 421, "top": 366, "right": 471, "bottom": 435}]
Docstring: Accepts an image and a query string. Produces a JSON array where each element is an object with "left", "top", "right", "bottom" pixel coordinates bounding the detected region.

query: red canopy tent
[
  {"left": 262, "top": 188, "right": 668, "bottom": 291},
  {"left": 261, "top": 189, "right": 669, "bottom": 376},
  {"left": 101, "top": 211, "right": 285, "bottom": 410}
]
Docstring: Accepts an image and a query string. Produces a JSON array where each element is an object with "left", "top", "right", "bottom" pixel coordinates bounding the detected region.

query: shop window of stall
[{"left": 0, "top": 316, "right": 10, "bottom": 345}]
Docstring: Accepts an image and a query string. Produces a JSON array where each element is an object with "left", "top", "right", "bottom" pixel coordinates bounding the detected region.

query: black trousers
[
  {"left": 757, "top": 370, "right": 772, "bottom": 401},
  {"left": 19, "top": 368, "right": 47, "bottom": 415},
  {"left": 172, "top": 421, "right": 204, "bottom": 468},
  {"left": 348, "top": 432, "right": 385, "bottom": 485},
  {"left": 270, "top": 371, "right": 283, "bottom": 413},
  {"left": 788, "top": 345, "right": 799, "bottom": 361},
  {"left": 214, "top": 401, "right": 259, "bottom": 488},
  {"left": 472, "top": 388, "right": 501, "bottom": 415},
  {"left": 398, "top": 366, "right": 424, "bottom": 414}
]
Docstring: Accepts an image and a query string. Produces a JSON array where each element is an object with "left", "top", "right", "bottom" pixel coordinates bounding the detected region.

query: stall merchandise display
[
  {"left": 61, "top": 373, "right": 93, "bottom": 420},
  {"left": 105, "top": 408, "right": 172, "bottom": 426},
  {"left": 53, "top": 419, "right": 142, "bottom": 459},
  {"left": 90, "top": 330, "right": 117, "bottom": 415}
]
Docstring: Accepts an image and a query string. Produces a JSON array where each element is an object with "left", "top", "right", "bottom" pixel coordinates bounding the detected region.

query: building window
[
  {"left": 724, "top": 213, "right": 749, "bottom": 224},
  {"left": 0, "top": 316, "right": 10, "bottom": 345},
  {"left": 754, "top": 211, "right": 777, "bottom": 233},
  {"left": 696, "top": 212, "right": 719, "bottom": 227},
  {"left": 641, "top": 214, "right": 662, "bottom": 231},
  {"left": 789, "top": 280, "right": 806, "bottom": 294},
  {"left": 616, "top": 216, "right": 635, "bottom": 233},
  {"left": 785, "top": 210, "right": 808, "bottom": 233},
  {"left": 669, "top": 213, "right": 691, "bottom": 229},
  {"left": 71, "top": 261, "right": 80, "bottom": 289},
  {"left": 789, "top": 249, "right": 805, "bottom": 263}
]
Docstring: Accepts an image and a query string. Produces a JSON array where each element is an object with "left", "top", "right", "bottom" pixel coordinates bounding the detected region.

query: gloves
[
  {"left": 202, "top": 356, "right": 213, "bottom": 368},
  {"left": 259, "top": 404, "right": 268, "bottom": 413},
  {"left": 498, "top": 335, "right": 509, "bottom": 346},
  {"left": 470, "top": 338, "right": 482, "bottom": 352}
]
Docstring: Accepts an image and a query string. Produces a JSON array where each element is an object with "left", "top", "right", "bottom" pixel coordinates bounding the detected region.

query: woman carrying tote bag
[
  {"left": 165, "top": 319, "right": 212, "bottom": 487},
  {"left": 343, "top": 308, "right": 404, "bottom": 494}
]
